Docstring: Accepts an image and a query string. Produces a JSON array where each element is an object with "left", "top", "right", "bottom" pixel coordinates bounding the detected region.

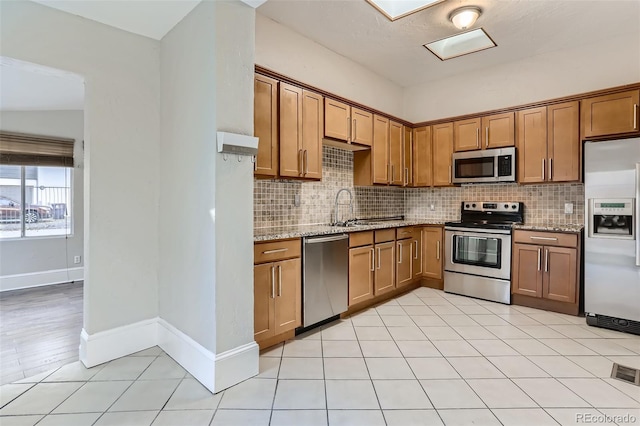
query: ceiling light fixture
[
  {"left": 366, "top": 0, "right": 445, "bottom": 21},
  {"left": 449, "top": 6, "right": 481, "bottom": 30}
]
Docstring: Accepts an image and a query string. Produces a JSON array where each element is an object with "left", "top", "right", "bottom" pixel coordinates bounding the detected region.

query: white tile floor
[{"left": 1, "top": 287, "right": 639, "bottom": 426}]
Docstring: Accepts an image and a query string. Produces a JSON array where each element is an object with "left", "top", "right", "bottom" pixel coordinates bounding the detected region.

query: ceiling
[{"left": 257, "top": 0, "right": 640, "bottom": 87}]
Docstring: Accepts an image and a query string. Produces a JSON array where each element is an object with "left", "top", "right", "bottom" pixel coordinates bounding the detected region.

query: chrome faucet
[{"left": 333, "top": 188, "right": 354, "bottom": 225}]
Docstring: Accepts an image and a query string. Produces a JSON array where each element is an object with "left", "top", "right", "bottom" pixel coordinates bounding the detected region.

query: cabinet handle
[
  {"left": 485, "top": 127, "right": 489, "bottom": 148},
  {"left": 370, "top": 248, "right": 375, "bottom": 272},
  {"left": 542, "top": 158, "right": 546, "bottom": 180},
  {"left": 392, "top": 164, "right": 395, "bottom": 182},
  {"left": 414, "top": 240, "right": 419, "bottom": 259},
  {"left": 263, "top": 248, "right": 288, "bottom": 254},
  {"left": 405, "top": 167, "right": 409, "bottom": 186},
  {"left": 278, "top": 264, "right": 282, "bottom": 296},
  {"left": 299, "top": 149, "right": 303, "bottom": 176},
  {"left": 634, "top": 104, "right": 638, "bottom": 130},
  {"left": 537, "top": 248, "right": 541, "bottom": 271},
  {"left": 398, "top": 242, "right": 402, "bottom": 264},
  {"left": 436, "top": 240, "right": 441, "bottom": 260},
  {"left": 449, "top": 166, "right": 452, "bottom": 184},
  {"left": 304, "top": 150, "right": 308, "bottom": 175},
  {"left": 388, "top": 164, "right": 392, "bottom": 182},
  {"left": 544, "top": 249, "right": 549, "bottom": 272},
  {"left": 353, "top": 118, "right": 357, "bottom": 141},
  {"left": 476, "top": 127, "right": 480, "bottom": 148},
  {"left": 377, "top": 247, "right": 381, "bottom": 269},
  {"left": 529, "top": 236, "right": 558, "bottom": 241},
  {"left": 549, "top": 158, "right": 553, "bottom": 180},
  {"left": 347, "top": 117, "right": 351, "bottom": 142},
  {"left": 270, "top": 266, "right": 275, "bottom": 299}
]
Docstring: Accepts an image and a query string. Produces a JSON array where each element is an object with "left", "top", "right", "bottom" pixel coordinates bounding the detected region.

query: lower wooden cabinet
[
  {"left": 374, "top": 241, "right": 396, "bottom": 295},
  {"left": 511, "top": 230, "right": 580, "bottom": 315},
  {"left": 396, "top": 238, "right": 413, "bottom": 288},
  {"left": 254, "top": 240, "right": 302, "bottom": 345},
  {"left": 348, "top": 245, "right": 374, "bottom": 306},
  {"left": 423, "top": 227, "right": 443, "bottom": 280}
]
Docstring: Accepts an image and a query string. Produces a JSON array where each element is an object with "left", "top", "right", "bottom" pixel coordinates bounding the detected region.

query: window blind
[{"left": 0, "top": 131, "right": 75, "bottom": 167}]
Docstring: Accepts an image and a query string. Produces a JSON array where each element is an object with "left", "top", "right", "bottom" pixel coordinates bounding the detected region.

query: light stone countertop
[
  {"left": 512, "top": 223, "right": 584, "bottom": 233},
  {"left": 254, "top": 220, "right": 446, "bottom": 242}
]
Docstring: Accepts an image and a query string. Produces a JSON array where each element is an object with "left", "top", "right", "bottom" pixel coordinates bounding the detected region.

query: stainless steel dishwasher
[{"left": 302, "top": 234, "right": 349, "bottom": 328}]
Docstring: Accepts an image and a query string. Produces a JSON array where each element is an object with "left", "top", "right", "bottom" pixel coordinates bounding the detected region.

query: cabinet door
[
  {"left": 301, "top": 90, "right": 323, "bottom": 180},
  {"left": 543, "top": 246, "right": 577, "bottom": 303},
  {"left": 274, "top": 258, "right": 301, "bottom": 335},
  {"left": 482, "top": 112, "right": 514, "bottom": 149},
  {"left": 454, "top": 118, "right": 481, "bottom": 152},
  {"left": 548, "top": 101, "right": 579, "bottom": 182},
  {"left": 325, "top": 98, "right": 350, "bottom": 142},
  {"left": 279, "top": 83, "right": 303, "bottom": 178},
  {"left": 582, "top": 90, "right": 640, "bottom": 138},
  {"left": 403, "top": 126, "right": 413, "bottom": 187},
  {"left": 432, "top": 122, "right": 453, "bottom": 187},
  {"left": 374, "top": 241, "right": 395, "bottom": 295},
  {"left": 413, "top": 126, "right": 432, "bottom": 187},
  {"left": 396, "top": 239, "right": 413, "bottom": 287},
  {"left": 372, "top": 115, "right": 390, "bottom": 184},
  {"left": 517, "top": 107, "right": 547, "bottom": 183},
  {"left": 254, "top": 263, "right": 275, "bottom": 342},
  {"left": 412, "top": 234, "right": 423, "bottom": 279},
  {"left": 254, "top": 74, "right": 279, "bottom": 177},
  {"left": 349, "top": 246, "right": 374, "bottom": 306},
  {"left": 352, "top": 108, "right": 373, "bottom": 146},
  {"left": 423, "top": 227, "right": 442, "bottom": 280},
  {"left": 389, "top": 121, "right": 404, "bottom": 186},
  {"left": 511, "top": 243, "right": 543, "bottom": 297}
]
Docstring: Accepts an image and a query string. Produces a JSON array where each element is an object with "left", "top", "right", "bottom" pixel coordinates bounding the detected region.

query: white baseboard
[
  {"left": 214, "top": 341, "right": 259, "bottom": 392},
  {"left": 0, "top": 267, "right": 84, "bottom": 292},
  {"left": 80, "top": 318, "right": 158, "bottom": 368}
]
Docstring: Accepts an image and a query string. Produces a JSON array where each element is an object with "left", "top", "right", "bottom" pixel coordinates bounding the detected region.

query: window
[{"left": 0, "top": 131, "right": 75, "bottom": 239}]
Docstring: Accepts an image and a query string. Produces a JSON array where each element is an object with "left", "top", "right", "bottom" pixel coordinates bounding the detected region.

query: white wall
[
  {"left": 255, "top": 14, "right": 404, "bottom": 118},
  {"left": 0, "top": 1, "right": 160, "bottom": 334},
  {"left": 0, "top": 110, "right": 84, "bottom": 290},
  {"left": 403, "top": 33, "right": 640, "bottom": 123}
]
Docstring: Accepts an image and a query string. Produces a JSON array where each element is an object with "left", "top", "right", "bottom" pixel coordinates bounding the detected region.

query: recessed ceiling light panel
[
  {"left": 424, "top": 28, "right": 497, "bottom": 61},
  {"left": 366, "top": 0, "right": 445, "bottom": 21}
]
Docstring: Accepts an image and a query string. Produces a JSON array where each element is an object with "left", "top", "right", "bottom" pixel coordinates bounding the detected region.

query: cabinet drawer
[
  {"left": 349, "top": 231, "right": 374, "bottom": 248},
  {"left": 396, "top": 227, "right": 420, "bottom": 240},
  {"left": 254, "top": 239, "right": 301, "bottom": 264},
  {"left": 375, "top": 228, "right": 396, "bottom": 243},
  {"left": 513, "top": 230, "right": 578, "bottom": 248}
]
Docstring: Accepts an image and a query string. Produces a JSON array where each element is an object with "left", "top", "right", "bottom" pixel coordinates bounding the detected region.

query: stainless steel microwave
[{"left": 452, "top": 147, "right": 516, "bottom": 184}]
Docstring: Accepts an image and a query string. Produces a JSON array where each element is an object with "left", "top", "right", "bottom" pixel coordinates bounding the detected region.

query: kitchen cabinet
[
  {"left": 454, "top": 118, "right": 481, "bottom": 152},
  {"left": 254, "top": 74, "right": 279, "bottom": 177},
  {"left": 404, "top": 126, "right": 413, "bottom": 187},
  {"left": 279, "top": 82, "right": 323, "bottom": 180},
  {"left": 374, "top": 229, "right": 396, "bottom": 295},
  {"left": 517, "top": 102, "right": 579, "bottom": 183},
  {"left": 348, "top": 231, "right": 374, "bottom": 306},
  {"left": 432, "top": 122, "right": 454, "bottom": 186},
  {"left": 396, "top": 227, "right": 415, "bottom": 288},
  {"left": 582, "top": 89, "right": 640, "bottom": 138},
  {"left": 511, "top": 230, "right": 580, "bottom": 315},
  {"left": 412, "top": 126, "right": 432, "bottom": 187},
  {"left": 372, "top": 115, "right": 390, "bottom": 184},
  {"left": 422, "top": 227, "right": 443, "bottom": 280},
  {"left": 254, "top": 239, "right": 302, "bottom": 345},
  {"left": 324, "top": 99, "right": 374, "bottom": 147},
  {"left": 389, "top": 120, "right": 404, "bottom": 186}
]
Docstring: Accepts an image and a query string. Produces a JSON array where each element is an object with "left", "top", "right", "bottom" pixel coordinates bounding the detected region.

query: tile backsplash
[{"left": 254, "top": 146, "right": 585, "bottom": 228}]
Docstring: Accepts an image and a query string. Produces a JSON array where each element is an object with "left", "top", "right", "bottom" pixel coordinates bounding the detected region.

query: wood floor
[{"left": 0, "top": 281, "right": 83, "bottom": 385}]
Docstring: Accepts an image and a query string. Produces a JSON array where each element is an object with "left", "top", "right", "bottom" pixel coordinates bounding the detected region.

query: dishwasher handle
[{"left": 305, "top": 234, "right": 348, "bottom": 244}]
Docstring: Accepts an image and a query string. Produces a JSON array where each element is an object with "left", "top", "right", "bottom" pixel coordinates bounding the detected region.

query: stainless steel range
[{"left": 444, "top": 202, "right": 524, "bottom": 304}]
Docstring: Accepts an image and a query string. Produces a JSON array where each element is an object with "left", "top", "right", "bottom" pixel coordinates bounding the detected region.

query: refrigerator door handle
[{"left": 636, "top": 163, "right": 640, "bottom": 266}]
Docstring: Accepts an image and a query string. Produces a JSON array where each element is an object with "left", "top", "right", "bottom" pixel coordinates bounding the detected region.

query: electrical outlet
[
  {"left": 74, "top": 256, "right": 81, "bottom": 264},
  {"left": 564, "top": 203, "right": 574, "bottom": 214},
  {"left": 430, "top": 204, "right": 435, "bottom": 211}
]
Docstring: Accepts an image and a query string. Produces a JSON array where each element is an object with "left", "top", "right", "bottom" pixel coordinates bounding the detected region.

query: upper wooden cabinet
[
  {"left": 432, "top": 122, "right": 454, "bottom": 187},
  {"left": 483, "top": 112, "right": 515, "bottom": 149},
  {"left": 582, "top": 90, "right": 640, "bottom": 138},
  {"left": 372, "top": 115, "right": 390, "bottom": 184},
  {"left": 254, "top": 74, "right": 279, "bottom": 177},
  {"left": 403, "top": 126, "right": 413, "bottom": 187},
  {"left": 324, "top": 99, "right": 374, "bottom": 147},
  {"left": 412, "top": 126, "right": 432, "bottom": 187},
  {"left": 389, "top": 120, "right": 404, "bottom": 186},
  {"left": 279, "top": 82, "right": 323, "bottom": 180},
  {"left": 517, "top": 101, "right": 579, "bottom": 183},
  {"left": 454, "top": 117, "right": 481, "bottom": 152},
  {"left": 454, "top": 113, "right": 515, "bottom": 152}
]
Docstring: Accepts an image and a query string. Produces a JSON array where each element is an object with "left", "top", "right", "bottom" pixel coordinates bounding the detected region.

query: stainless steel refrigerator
[{"left": 584, "top": 138, "right": 640, "bottom": 335}]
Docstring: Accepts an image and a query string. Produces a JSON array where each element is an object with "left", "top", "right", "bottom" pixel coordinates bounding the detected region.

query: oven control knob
[
  {"left": 504, "top": 204, "right": 509, "bottom": 209},
  {"left": 465, "top": 204, "right": 470, "bottom": 208},
  {"left": 511, "top": 204, "right": 517, "bottom": 209},
  {"left": 472, "top": 203, "right": 476, "bottom": 208}
]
